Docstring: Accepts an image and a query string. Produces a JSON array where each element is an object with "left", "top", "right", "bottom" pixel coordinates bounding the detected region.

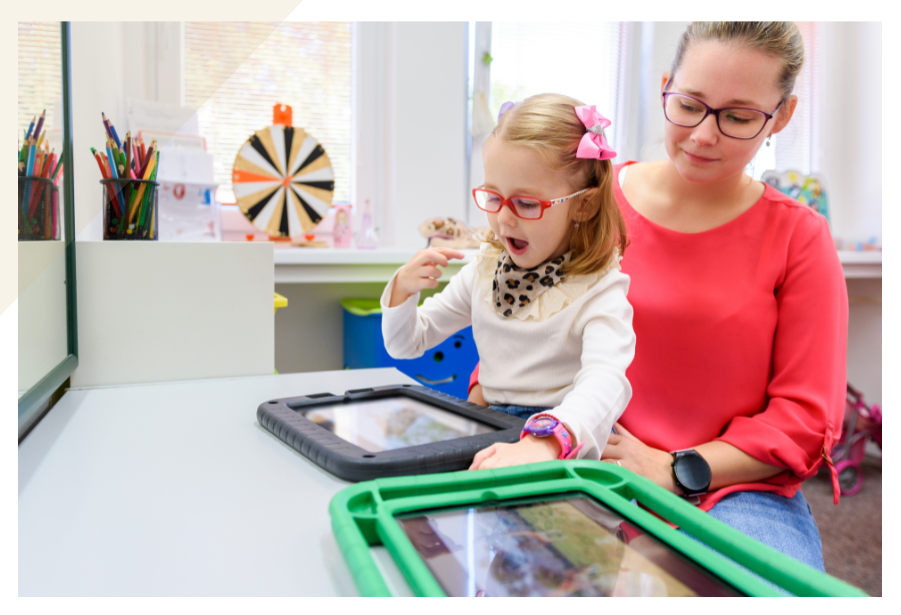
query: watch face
[
  {"left": 674, "top": 453, "right": 712, "bottom": 494},
  {"left": 527, "top": 416, "right": 558, "bottom": 436}
]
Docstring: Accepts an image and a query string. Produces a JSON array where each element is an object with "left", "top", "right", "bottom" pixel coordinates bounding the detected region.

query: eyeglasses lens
[
  {"left": 665, "top": 94, "right": 766, "bottom": 139},
  {"left": 474, "top": 191, "right": 544, "bottom": 219},
  {"left": 511, "top": 197, "right": 543, "bottom": 219},
  {"left": 474, "top": 190, "right": 501, "bottom": 212}
]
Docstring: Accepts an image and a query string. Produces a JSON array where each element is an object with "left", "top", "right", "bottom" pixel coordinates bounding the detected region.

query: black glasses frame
[{"left": 661, "top": 91, "right": 782, "bottom": 140}]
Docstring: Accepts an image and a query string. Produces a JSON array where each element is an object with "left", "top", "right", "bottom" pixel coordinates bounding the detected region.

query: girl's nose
[
  {"left": 497, "top": 203, "right": 518, "bottom": 227},
  {"left": 691, "top": 114, "right": 719, "bottom": 146}
]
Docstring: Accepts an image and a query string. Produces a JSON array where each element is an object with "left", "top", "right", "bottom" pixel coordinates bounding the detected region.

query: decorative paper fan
[{"left": 232, "top": 119, "right": 334, "bottom": 238}]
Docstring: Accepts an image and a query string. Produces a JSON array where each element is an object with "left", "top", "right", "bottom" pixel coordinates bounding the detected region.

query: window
[
  {"left": 468, "top": 22, "right": 630, "bottom": 224},
  {"left": 747, "top": 22, "right": 820, "bottom": 179},
  {"left": 18, "top": 22, "right": 61, "bottom": 141},
  {"left": 486, "top": 22, "right": 629, "bottom": 138},
  {"left": 184, "top": 22, "right": 353, "bottom": 202}
]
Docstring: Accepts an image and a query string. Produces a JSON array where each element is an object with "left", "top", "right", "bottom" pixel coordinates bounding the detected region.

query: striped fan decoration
[{"left": 232, "top": 125, "right": 335, "bottom": 237}]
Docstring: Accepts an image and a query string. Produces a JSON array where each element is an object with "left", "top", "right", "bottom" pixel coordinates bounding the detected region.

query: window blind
[
  {"left": 17, "top": 22, "right": 61, "bottom": 141},
  {"left": 774, "top": 21, "right": 820, "bottom": 175},
  {"left": 488, "top": 22, "right": 627, "bottom": 151},
  {"left": 184, "top": 22, "right": 353, "bottom": 201}
]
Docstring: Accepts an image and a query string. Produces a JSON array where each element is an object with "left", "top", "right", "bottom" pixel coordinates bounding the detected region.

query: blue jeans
[
  {"left": 702, "top": 490, "right": 825, "bottom": 570},
  {"left": 680, "top": 490, "right": 825, "bottom": 595},
  {"left": 490, "top": 404, "right": 551, "bottom": 419}
]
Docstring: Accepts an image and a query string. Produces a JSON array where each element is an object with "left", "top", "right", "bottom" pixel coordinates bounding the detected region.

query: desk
[{"left": 19, "top": 368, "right": 418, "bottom": 596}]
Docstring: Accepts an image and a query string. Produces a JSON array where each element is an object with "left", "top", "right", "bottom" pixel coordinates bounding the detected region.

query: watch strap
[{"left": 521, "top": 413, "right": 581, "bottom": 460}]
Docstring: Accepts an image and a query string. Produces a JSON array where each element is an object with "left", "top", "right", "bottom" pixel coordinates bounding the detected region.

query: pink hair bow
[{"left": 574, "top": 105, "right": 616, "bottom": 160}]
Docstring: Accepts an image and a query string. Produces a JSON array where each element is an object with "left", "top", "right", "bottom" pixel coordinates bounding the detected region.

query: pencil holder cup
[
  {"left": 101, "top": 178, "right": 159, "bottom": 240},
  {"left": 18, "top": 177, "right": 60, "bottom": 241}
]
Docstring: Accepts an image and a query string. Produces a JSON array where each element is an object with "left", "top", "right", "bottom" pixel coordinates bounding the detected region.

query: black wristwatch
[{"left": 671, "top": 449, "right": 712, "bottom": 503}]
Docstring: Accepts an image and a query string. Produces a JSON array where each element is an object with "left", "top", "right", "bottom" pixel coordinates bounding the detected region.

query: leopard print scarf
[{"left": 492, "top": 251, "right": 569, "bottom": 318}]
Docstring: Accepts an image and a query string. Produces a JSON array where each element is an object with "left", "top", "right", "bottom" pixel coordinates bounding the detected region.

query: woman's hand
[
  {"left": 469, "top": 435, "right": 562, "bottom": 471},
  {"left": 601, "top": 422, "right": 680, "bottom": 494},
  {"left": 389, "top": 247, "right": 465, "bottom": 307},
  {"left": 468, "top": 383, "right": 488, "bottom": 407}
]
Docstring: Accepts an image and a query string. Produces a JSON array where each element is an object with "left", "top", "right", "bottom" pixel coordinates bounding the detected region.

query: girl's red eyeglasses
[{"left": 472, "top": 187, "right": 590, "bottom": 220}]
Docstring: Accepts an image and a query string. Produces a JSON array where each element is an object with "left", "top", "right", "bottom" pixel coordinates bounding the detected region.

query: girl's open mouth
[{"left": 506, "top": 236, "right": 529, "bottom": 254}]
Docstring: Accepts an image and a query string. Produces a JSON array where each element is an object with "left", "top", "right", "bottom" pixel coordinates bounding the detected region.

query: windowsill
[
  {"left": 273, "top": 246, "right": 478, "bottom": 283},
  {"left": 272, "top": 247, "right": 880, "bottom": 283}
]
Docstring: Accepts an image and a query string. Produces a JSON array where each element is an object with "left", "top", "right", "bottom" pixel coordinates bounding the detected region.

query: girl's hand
[
  {"left": 389, "top": 247, "right": 465, "bottom": 307},
  {"left": 467, "top": 383, "right": 488, "bottom": 407},
  {"left": 601, "top": 422, "right": 680, "bottom": 494},
  {"left": 468, "top": 435, "right": 562, "bottom": 471}
]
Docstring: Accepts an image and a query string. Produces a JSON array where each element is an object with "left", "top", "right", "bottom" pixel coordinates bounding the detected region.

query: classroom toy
[
  {"left": 342, "top": 299, "right": 480, "bottom": 400},
  {"left": 232, "top": 103, "right": 335, "bottom": 238}
]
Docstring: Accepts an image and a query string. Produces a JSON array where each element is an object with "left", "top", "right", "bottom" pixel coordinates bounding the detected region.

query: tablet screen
[
  {"left": 396, "top": 493, "right": 741, "bottom": 597},
  {"left": 304, "top": 397, "right": 496, "bottom": 452}
]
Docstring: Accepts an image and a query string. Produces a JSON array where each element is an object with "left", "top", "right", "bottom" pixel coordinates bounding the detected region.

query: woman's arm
[
  {"left": 602, "top": 424, "right": 783, "bottom": 494},
  {"left": 605, "top": 213, "right": 848, "bottom": 498}
]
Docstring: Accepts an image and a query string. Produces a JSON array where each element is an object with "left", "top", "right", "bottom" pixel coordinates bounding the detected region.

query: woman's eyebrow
[{"left": 682, "top": 88, "right": 760, "bottom": 107}]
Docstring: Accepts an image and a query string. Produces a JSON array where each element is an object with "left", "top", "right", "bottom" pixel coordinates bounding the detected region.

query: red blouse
[{"left": 471, "top": 161, "right": 848, "bottom": 510}]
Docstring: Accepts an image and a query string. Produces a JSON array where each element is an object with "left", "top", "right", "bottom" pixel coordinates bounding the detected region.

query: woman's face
[{"left": 662, "top": 41, "right": 796, "bottom": 184}]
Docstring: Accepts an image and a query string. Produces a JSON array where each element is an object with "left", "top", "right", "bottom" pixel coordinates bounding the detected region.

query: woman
[{"left": 468, "top": 22, "right": 847, "bottom": 572}]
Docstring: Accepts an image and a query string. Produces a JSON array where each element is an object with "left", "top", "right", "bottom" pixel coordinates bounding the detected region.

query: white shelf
[
  {"left": 838, "top": 250, "right": 882, "bottom": 279},
  {"left": 274, "top": 247, "right": 478, "bottom": 283},
  {"left": 272, "top": 247, "right": 881, "bottom": 283}
]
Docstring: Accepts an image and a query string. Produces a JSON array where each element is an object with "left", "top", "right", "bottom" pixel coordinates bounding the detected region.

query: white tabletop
[{"left": 18, "top": 368, "right": 419, "bottom": 596}]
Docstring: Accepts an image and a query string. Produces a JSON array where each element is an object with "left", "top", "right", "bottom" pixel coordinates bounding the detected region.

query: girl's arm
[
  {"left": 470, "top": 270, "right": 635, "bottom": 470},
  {"left": 380, "top": 248, "right": 472, "bottom": 360}
]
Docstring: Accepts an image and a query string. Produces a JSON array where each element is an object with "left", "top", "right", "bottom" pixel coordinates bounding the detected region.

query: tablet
[
  {"left": 257, "top": 384, "right": 526, "bottom": 482},
  {"left": 396, "top": 493, "right": 738, "bottom": 597},
  {"left": 329, "top": 461, "right": 867, "bottom": 597}
]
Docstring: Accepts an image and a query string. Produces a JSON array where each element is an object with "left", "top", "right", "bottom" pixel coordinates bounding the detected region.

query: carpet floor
[{"left": 803, "top": 453, "right": 882, "bottom": 596}]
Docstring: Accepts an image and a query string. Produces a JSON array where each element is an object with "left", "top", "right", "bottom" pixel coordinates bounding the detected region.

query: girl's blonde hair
[
  {"left": 483, "top": 93, "right": 627, "bottom": 277},
  {"left": 671, "top": 22, "right": 805, "bottom": 102}
]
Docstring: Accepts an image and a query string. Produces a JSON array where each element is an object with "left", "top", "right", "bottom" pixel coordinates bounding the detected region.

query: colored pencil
[
  {"left": 25, "top": 115, "right": 36, "bottom": 140},
  {"left": 33, "top": 110, "right": 46, "bottom": 141}
]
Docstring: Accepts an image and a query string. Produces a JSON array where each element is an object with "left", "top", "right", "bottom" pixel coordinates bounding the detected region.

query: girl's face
[
  {"left": 482, "top": 138, "right": 583, "bottom": 269},
  {"left": 663, "top": 41, "right": 796, "bottom": 184}
]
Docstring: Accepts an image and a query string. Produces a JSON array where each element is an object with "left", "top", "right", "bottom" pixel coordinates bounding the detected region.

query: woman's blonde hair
[
  {"left": 483, "top": 93, "right": 627, "bottom": 277},
  {"left": 671, "top": 22, "right": 805, "bottom": 102}
]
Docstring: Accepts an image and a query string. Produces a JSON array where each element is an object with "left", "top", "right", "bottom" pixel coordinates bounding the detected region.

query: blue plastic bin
[{"left": 341, "top": 299, "right": 479, "bottom": 400}]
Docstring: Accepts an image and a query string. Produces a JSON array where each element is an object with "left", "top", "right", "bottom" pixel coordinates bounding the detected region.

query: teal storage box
[{"left": 341, "top": 299, "right": 479, "bottom": 400}]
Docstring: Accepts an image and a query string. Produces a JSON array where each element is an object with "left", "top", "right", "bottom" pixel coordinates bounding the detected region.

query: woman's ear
[
  {"left": 660, "top": 72, "right": 672, "bottom": 97},
  {"left": 770, "top": 94, "right": 798, "bottom": 137}
]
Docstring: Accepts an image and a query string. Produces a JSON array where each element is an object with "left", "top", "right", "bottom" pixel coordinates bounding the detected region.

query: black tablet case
[{"left": 257, "top": 384, "right": 527, "bottom": 482}]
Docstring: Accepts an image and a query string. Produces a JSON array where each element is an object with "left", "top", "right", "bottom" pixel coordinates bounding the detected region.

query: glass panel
[
  {"left": 397, "top": 493, "right": 741, "bottom": 597},
  {"left": 18, "top": 22, "right": 68, "bottom": 397},
  {"left": 302, "top": 397, "right": 496, "bottom": 452}
]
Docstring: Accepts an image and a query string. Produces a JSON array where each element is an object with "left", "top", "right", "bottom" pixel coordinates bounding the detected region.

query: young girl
[{"left": 381, "top": 94, "right": 635, "bottom": 469}]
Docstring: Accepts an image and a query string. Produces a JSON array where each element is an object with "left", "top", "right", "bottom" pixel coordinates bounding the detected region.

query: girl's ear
[
  {"left": 661, "top": 72, "right": 672, "bottom": 97},
  {"left": 572, "top": 188, "right": 599, "bottom": 222}
]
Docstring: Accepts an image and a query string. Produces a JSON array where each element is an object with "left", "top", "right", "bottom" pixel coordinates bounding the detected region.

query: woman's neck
[{"left": 658, "top": 159, "right": 754, "bottom": 208}]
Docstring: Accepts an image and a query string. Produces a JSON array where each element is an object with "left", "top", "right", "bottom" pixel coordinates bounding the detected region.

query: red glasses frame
[{"left": 471, "top": 187, "right": 589, "bottom": 220}]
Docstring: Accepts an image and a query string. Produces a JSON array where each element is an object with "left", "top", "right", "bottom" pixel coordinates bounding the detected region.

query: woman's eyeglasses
[
  {"left": 662, "top": 91, "right": 782, "bottom": 140},
  {"left": 472, "top": 187, "right": 589, "bottom": 220}
]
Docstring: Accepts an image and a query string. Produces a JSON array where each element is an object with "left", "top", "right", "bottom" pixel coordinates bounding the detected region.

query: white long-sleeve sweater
[{"left": 379, "top": 245, "right": 636, "bottom": 460}]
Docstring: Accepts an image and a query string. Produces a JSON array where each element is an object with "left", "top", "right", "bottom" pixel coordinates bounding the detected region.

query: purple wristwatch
[{"left": 520, "top": 414, "right": 583, "bottom": 460}]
